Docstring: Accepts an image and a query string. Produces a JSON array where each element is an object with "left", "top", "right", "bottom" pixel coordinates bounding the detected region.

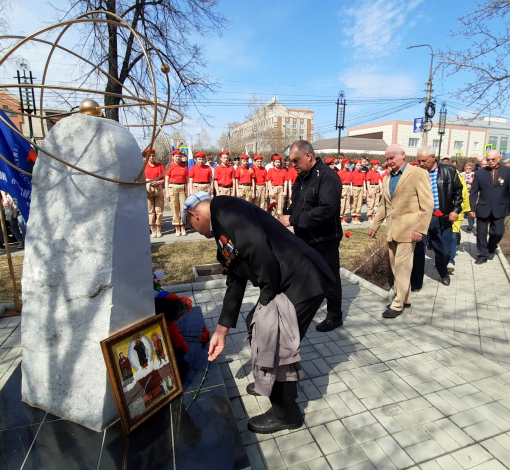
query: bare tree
[
  {"left": 245, "top": 95, "right": 265, "bottom": 120},
  {"left": 438, "top": 0, "right": 510, "bottom": 115},
  {"left": 54, "top": 0, "right": 226, "bottom": 121}
]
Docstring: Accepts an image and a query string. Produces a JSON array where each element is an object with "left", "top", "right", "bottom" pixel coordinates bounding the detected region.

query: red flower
[
  {"left": 267, "top": 202, "right": 277, "bottom": 212},
  {"left": 433, "top": 210, "right": 443, "bottom": 217},
  {"left": 345, "top": 231, "right": 352, "bottom": 238}
]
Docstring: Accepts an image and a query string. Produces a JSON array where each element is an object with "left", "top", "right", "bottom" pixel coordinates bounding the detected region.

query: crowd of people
[{"left": 0, "top": 189, "right": 25, "bottom": 250}]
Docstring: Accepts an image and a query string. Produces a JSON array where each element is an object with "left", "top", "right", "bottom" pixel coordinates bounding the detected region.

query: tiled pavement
[{"left": 1, "top": 227, "right": 510, "bottom": 469}]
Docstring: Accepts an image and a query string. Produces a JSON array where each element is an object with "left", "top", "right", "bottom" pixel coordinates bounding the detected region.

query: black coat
[
  {"left": 210, "top": 196, "right": 335, "bottom": 329},
  {"left": 469, "top": 165, "right": 510, "bottom": 218},
  {"left": 285, "top": 158, "right": 342, "bottom": 246},
  {"left": 436, "top": 163, "right": 464, "bottom": 215}
]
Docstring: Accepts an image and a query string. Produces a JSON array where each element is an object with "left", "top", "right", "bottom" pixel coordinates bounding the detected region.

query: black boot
[
  {"left": 246, "top": 383, "right": 261, "bottom": 397},
  {"left": 247, "top": 382, "right": 303, "bottom": 434}
]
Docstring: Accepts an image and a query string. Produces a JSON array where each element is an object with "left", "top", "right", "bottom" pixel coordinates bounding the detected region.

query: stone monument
[{"left": 21, "top": 113, "right": 155, "bottom": 431}]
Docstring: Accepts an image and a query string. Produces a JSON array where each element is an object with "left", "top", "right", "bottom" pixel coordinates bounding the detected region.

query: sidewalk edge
[
  {"left": 340, "top": 268, "right": 391, "bottom": 300},
  {"left": 496, "top": 247, "right": 510, "bottom": 283}
]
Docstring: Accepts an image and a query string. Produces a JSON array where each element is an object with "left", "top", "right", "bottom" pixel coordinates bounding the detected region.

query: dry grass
[
  {"left": 0, "top": 255, "right": 23, "bottom": 303},
  {"left": 151, "top": 240, "right": 218, "bottom": 285},
  {"left": 499, "top": 216, "right": 510, "bottom": 264},
  {"left": 0, "top": 228, "right": 388, "bottom": 303}
]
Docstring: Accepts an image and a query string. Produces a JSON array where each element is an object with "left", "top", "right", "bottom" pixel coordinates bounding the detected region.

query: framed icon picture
[{"left": 100, "top": 314, "right": 183, "bottom": 434}]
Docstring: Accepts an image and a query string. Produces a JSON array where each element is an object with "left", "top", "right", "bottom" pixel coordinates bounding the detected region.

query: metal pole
[
  {"left": 335, "top": 91, "right": 345, "bottom": 155},
  {"left": 437, "top": 103, "right": 447, "bottom": 159},
  {"left": 0, "top": 206, "right": 21, "bottom": 312}
]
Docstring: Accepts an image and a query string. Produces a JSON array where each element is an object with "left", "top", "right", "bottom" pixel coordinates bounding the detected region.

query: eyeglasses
[{"left": 290, "top": 155, "right": 303, "bottom": 166}]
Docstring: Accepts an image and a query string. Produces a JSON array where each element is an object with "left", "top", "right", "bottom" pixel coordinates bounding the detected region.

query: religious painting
[{"left": 101, "top": 314, "right": 183, "bottom": 434}]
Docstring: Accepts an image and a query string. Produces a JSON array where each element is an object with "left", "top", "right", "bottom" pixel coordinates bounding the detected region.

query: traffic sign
[{"left": 485, "top": 143, "right": 493, "bottom": 156}]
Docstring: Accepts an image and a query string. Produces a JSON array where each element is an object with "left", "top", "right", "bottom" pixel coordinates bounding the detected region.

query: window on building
[
  {"left": 292, "top": 122, "right": 297, "bottom": 130},
  {"left": 300, "top": 123, "right": 304, "bottom": 129},
  {"left": 453, "top": 141, "right": 464, "bottom": 150},
  {"left": 489, "top": 136, "right": 498, "bottom": 147},
  {"left": 299, "top": 135, "right": 304, "bottom": 140},
  {"left": 432, "top": 139, "right": 442, "bottom": 149},
  {"left": 2, "top": 105, "right": 16, "bottom": 117},
  {"left": 500, "top": 137, "right": 508, "bottom": 152},
  {"left": 473, "top": 142, "right": 479, "bottom": 151},
  {"left": 408, "top": 138, "right": 420, "bottom": 147}
]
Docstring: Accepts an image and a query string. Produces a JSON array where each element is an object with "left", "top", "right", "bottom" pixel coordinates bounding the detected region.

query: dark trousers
[
  {"left": 246, "top": 294, "right": 325, "bottom": 422},
  {"left": 410, "top": 241, "right": 425, "bottom": 290},
  {"left": 476, "top": 214, "right": 505, "bottom": 259},
  {"left": 312, "top": 239, "right": 343, "bottom": 320},
  {"left": 424, "top": 217, "right": 452, "bottom": 278}
]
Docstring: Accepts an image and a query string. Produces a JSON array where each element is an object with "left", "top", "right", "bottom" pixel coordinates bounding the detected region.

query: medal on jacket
[
  {"left": 219, "top": 234, "right": 239, "bottom": 267},
  {"left": 499, "top": 177, "right": 505, "bottom": 186}
]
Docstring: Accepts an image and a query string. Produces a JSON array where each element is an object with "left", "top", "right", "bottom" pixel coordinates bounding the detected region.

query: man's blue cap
[{"left": 181, "top": 191, "right": 212, "bottom": 225}]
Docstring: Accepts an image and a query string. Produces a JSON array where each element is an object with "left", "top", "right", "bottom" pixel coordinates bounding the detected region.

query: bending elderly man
[{"left": 183, "top": 192, "right": 335, "bottom": 434}]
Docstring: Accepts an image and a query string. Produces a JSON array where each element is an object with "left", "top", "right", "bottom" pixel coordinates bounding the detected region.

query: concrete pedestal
[{"left": 21, "top": 114, "right": 154, "bottom": 431}]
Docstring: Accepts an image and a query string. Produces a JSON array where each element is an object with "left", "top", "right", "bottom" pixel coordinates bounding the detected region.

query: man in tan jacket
[{"left": 369, "top": 144, "right": 434, "bottom": 318}]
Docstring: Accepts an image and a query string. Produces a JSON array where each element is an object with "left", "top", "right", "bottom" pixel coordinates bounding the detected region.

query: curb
[
  {"left": 161, "top": 279, "right": 227, "bottom": 294},
  {"left": 340, "top": 268, "right": 392, "bottom": 301},
  {"left": 496, "top": 247, "right": 510, "bottom": 283},
  {"left": 0, "top": 302, "right": 21, "bottom": 316}
]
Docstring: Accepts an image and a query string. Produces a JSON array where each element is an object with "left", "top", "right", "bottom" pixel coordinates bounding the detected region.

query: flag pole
[{"left": 0, "top": 207, "right": 21, "bottom": 312}]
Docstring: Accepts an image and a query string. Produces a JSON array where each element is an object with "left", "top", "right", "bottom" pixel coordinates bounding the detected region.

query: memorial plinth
[{"left": 21, "top": 114, "right": 155, "bottom": 431}]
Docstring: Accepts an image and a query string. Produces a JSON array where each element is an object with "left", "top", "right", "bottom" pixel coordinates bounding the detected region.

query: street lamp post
[
  {"left": 438, "top": 103, "right": 447, "bottom": 158},
  {"left": 335, "top": 91, "right": 346, "bottom": 155},
  {"left": 407, "top": 44, "right": 434, "bottom": 145}
]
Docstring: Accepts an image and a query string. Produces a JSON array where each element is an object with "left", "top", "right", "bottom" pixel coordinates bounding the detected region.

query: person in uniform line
[
  {"left": 266, "top": 155, "right": 287, "bottom": 218},
  {"left": 144, "top": 148, "right": 166, "bottom": 238},
  {"left": 350, "top": 160, "right": 366, "bottom": 224},
  {"left": 469, "top": 149, "right": 510, "bottom": 264},
  {"left": 284, "top": 156, "right": 291, "bottom": 170},
  {"left": 181, "top": 191, "right": 336, "bottom": 434},
  {"left": 214, "top": 150, "right": 236, "bottom": 196},
  {"left": 252, "top": 155, "right": 268, "bottom": 210},
  {"left": 189, "top": 151, "right": 213, "bottom": 195},
  {"left": 325, "top": 157, "right": 336, "bottom": 170},
  {"left": 339, "top": 158, "right": 352, "bottom": 225},
  {"left": 165, "top": 149, "right": 189, "bottom": 237},
  {"left": 365, "top": 160, "right": 383, "bottom": 222},
  {"left": 235, "top": 154, "right": 255, "bottom": 202},
  {"left": 232, "top": 156, "right": 240, "bottom": 170},
  {"left": 285, "top": 161, "right": 298, "bottom": 206},
  {"left": 280, "top": 140, "right": 344, "bottom": 333}
]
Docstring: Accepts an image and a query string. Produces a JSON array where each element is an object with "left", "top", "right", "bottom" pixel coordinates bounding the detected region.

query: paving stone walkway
[{"left": 1, "top": 225, "right": 510, "bottom": 469}]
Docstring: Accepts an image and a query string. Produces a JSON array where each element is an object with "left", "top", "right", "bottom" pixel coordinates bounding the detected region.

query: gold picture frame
[{"left": 100, "top": 314, "right": 183, "bottom": 434}]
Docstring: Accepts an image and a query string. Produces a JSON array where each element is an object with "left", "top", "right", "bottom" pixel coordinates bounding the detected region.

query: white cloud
[{"left": 341, "top": 0, "right": 424, "bottom": 59}]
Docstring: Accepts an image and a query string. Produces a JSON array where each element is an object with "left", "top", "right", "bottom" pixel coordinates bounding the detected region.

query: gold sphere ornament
[
  {"left": 79, "top": 99, "right": 102, "bottom": 116},
  {"left": 160, "top": 63, "right": 170, "bottom": 74}
]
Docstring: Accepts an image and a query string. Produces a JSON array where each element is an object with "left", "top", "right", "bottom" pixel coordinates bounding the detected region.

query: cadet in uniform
[
  {"left": 214, "top": 150, "right": 236, "bottom": 196},
  {"left": 144, "top": 148, "right": 165, "bottom": 238},
  {"left": 365, "top": 160, "right": 383, "bottom": 222},
  {"left": 266, "top": 155, "right": 287, "bottom": 218},
  {"left": 339, "top": 158, "right": 352, "bottom": 225},
  {"left": 350, "top": 160, "right": 366, "bottom": 224},
  {"left": 182, "top": 192, "right": 335, "bottom": 434},
  {"left": 165, "top": 149, "right": 189, "bottom": 236},
  {"left": 285, "top": 160, "right": 298, "bottom": 207},
  {"left": 252, "top": 155, "right": 268, "bottom": 209},
  {"left": 189, "top": 151, "right": 213, "bottom": 195},
  {"left": 235, "top": 154, "right": 255, "bottom": 202}
]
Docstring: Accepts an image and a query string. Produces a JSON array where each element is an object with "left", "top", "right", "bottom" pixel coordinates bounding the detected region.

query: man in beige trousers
[{"left": 369, "top": 144, "right": 433, "bottom": 319}]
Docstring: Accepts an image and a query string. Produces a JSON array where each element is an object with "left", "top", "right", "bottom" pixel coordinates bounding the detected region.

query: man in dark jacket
[
  {"left": 183, "top": 192, "right": 335, "bottom": 434},
  {"left": 280, "top": 140, "right": 344, "bottom": 332},
  {"left": 415, "top": 146, "right": 464, "bottom": 286},
  {"left": 470, "top": 149, "right": 510, "bottom": 264}
]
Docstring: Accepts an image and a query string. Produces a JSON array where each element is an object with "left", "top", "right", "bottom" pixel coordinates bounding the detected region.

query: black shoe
[
  {"left": 467, "top": 227, "right": 473, "bottom": 232},
  {"left": 316, "top": 317, "right": 344, "bottom": 332},
  {"left": 475, "top": 258, "right": 487, "bottom": 265},
  {"left": 247, "top": 407, "right": 303, "bottom": 434},
  {"left": 386, "top": 303, "right": 411, "bottom": 309},
  {"left": 411, "top": 287, "right": 421, "bottom": 292},
  {"left": 246, "top": 383, "right": 261, "bottom": 397},
  {"left": 488, "top": 251, "right": 496, "bottom": 260},
  {"left": 440, "top": 275, "right": 450, "bottom": 286},
  {"left": 382, "top": 308, "right": 403, "bottom": 318}
]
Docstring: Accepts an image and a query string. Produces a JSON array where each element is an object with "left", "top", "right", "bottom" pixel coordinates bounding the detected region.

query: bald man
[
  {"left": 369, "top": 144, "right": 434, "bottom": 318},
  {"left": 469, "top": 149, "right": 510, "bottom": 263}
]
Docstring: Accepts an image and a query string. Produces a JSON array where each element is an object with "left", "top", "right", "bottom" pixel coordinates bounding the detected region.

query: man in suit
[
  {"left": 470, "top": 149, "right": 510, "bottom": 264},
  {"left": 182, "top": 192, "right": 335, "bottom": 434},
  {"left": 369, "top": 144, "right": 434, "bottom": 319}
]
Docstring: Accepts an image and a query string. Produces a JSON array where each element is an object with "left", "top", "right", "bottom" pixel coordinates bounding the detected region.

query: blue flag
[{"left": 0, "top": 110, "right": 35, "bottom": 223}]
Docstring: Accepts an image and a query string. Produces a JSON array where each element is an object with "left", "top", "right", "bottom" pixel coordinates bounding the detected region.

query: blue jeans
[
  {"left": 449, "top": 231, "right": 458, "bottom": 265},
  {"left": 9, "top": 213, "right": 26, "bottom": 242},
  {"left": 422, "top": 216, "right": 452, "bottom": 278}
]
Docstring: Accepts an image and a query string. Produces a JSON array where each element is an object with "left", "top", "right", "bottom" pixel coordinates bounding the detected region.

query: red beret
[
  {"left": 354, "top": 159, "right": 361, "bottom": 164},
  {"left": 325, "top": 158, "right": 335, "bottom": 164},
  {"left": 219, "top": 150, "right": 229, "bottom": 156},
  {"left": 370, "top": 160, "right": 380, "bottom": 165},
  {"left": 341, "top": 158, "right": 350, "bottom": 164},
  {"left": 171, "top": 149, "right": 182, "bottom": 155},
  {"left": 385, "top": 162, "right": 391, "bottom": 167},
  {"left": 253, "top": 154, "right": 263, "bottom": 161},
  {"left": 272, "top": 155, "right": 282, "bottom": 161},
  {"left": 194, "top": 151, "right": 206, "bottom": 158},
  {"left": 143, "top": 148, "right": 156, "bottom": 155},
  {"left": 410, "top": 161, "right": 419, "bottom": 166},
  {"left": 240, "top": 154, "right": 250, "bottom": 160}
]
